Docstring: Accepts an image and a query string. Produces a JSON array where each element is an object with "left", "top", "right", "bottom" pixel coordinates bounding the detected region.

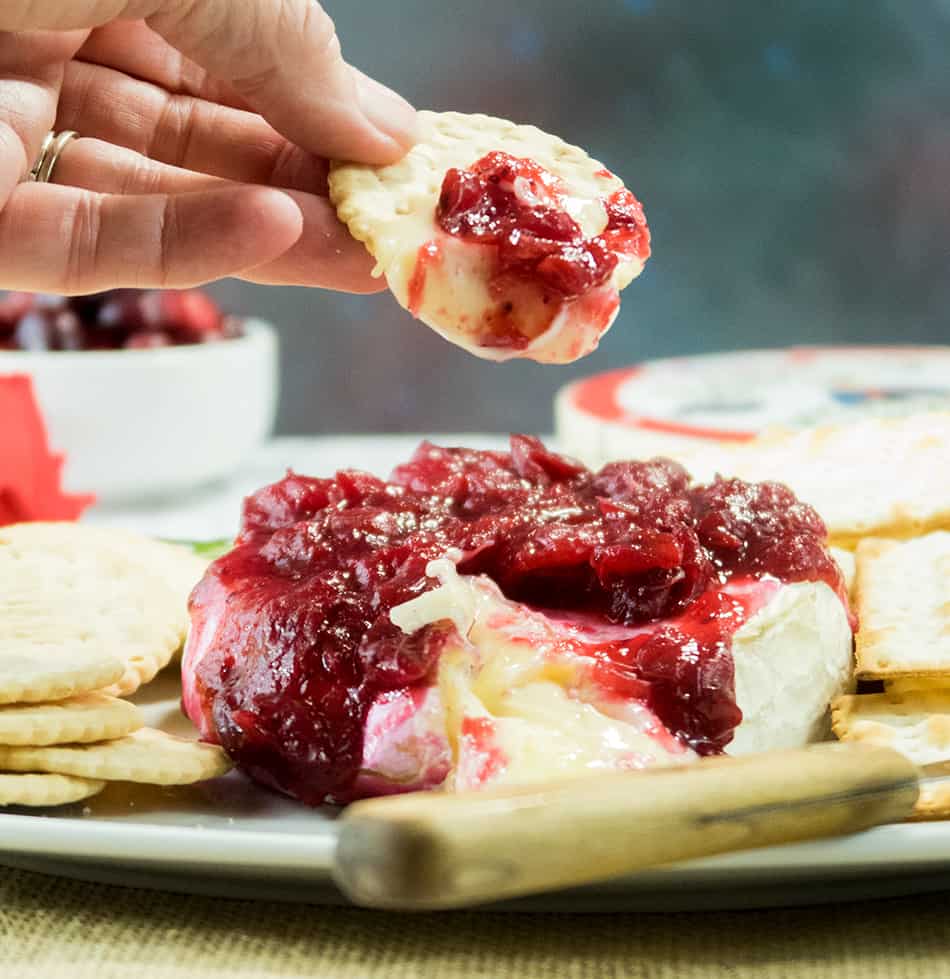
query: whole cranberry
[
  {"left": 67, "top": 292, "right": 109, "bottom": 322},
  {"left": 94, "top": 289, "right": 150, "bottom": 335},
  {"left": 0, "top": 292, "right": 35, "bottom": 330},
  {"left": 124, "top": 331, "right": 173, "bottom": 349},
  {"left": 31, "top": 293, "right": 68, "bottom": 311},
  {"left": 13, "top": 311, "right": 54, "bottom": 350},
  {"left": 156, "top": 290, "right": 223, "bottom": 343},
  {"left": 2, "top": 288, "right": 234, "bottom": 351},
  {"left": 52, "top": 310, "right": 84, "bottom": 351}
]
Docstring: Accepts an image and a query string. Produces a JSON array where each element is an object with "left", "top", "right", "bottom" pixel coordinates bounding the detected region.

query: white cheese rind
[{"left": 729, "top": 580, "right": 854, "bottom": 755}]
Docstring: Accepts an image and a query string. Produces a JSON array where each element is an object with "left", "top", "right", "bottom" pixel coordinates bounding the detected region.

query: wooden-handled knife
[{"left": 332, "top": 742, "right": 934, "bottom": 910}]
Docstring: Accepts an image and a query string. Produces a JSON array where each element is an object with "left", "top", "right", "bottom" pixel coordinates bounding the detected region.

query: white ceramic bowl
[{"left": 0, "top": 319, "right": 278, "bottom": 502}]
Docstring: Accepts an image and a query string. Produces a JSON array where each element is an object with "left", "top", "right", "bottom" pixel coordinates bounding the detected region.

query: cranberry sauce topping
[
  {"left": 582, "top": 582, "right": 779, "bottom": 756},
  {"left": 0, "top": 289, "right": 242, "bottom": 351},
  {"left": 407, "top": 242, "right": 442, "bottom": 317},
  {"left": 435, "top": 152, "right": 651, "bottom": 302},
  {"left": 191, "top": 436, "right": 845, "bottom": 805}
]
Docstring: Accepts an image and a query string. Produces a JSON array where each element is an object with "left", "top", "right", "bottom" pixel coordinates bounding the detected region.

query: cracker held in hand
[
  {"left": 330, "top": 110, "right": 650, "bottom": 365},
  {"left": 0, "top": 727, "right": 231, "bottom": 785},
  {"left": 0, "top": 772, "right": 104, "bottom": 807},
  {"left": 833, "top": 689, "right": 950, "bottom": 818},
  {"left": 0, "top": 523, "right": 190, "bottom": 701},
  {"left": 0, "top": 693, "right": 141, "bottom": 746},
  {"left": 852, "top": 533, "right": 950, "bottom": 679},
  {"left": 677, "top": 412, "right": 950, "bottom": 548}
]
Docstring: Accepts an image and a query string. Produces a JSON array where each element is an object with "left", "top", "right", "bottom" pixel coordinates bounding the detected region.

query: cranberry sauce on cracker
[
  {"left": 182, "top": 436, "right": 849, "bottom": 806},
  {"left": 423, "top": 151, "right": 649, "bottom": 352},
  {"left": 328, "top": 111, "right": 651, "bottom": 364}
]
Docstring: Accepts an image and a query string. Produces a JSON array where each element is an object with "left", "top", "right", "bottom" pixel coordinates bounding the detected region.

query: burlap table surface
[{"left": 3, "top": 867, "right": 950, "bottom": 978}]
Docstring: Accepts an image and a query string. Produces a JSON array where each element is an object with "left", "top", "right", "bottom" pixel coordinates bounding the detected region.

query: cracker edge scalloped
[
  {"left": 0, "top": 728, "right": 233, "bottom": 785},
  {"left": 100, "top": 646, "right": 178, "bottom": 698},
  {"left": 0, "top": 693, "right": 142, "bottom": 746},
  {"left": 0, "top": 654, "right": 125, "bottom": 706},
  {"left": 0, "top": 772, "right": 105, "bottom": 807},
  {"left": 328, "top": 109, "right": 630, "bottom": 276}
]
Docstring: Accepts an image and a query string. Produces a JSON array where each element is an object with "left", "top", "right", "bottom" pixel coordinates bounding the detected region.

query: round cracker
[
  {"left": 2, "top": 521, "right": 208, "bottom": 606},
  {"left": 0, "top": 772, "right": 104, "bottom": 807},
  {"left": 0, "top": 644, "right": 124, "bottom": 705},
  {"left": 100, "top": 657, "right": 167, "bottom": 699},
  {"left": 0, "top": 727, "right": 232, "bottom": 785},
  {"left": 7, "top": 523, "right": 209, "bottom": 696},
  {"left": 0, "top": 692, "right": 141, "bottom": 746},
  {"left": 329, "top": 110, "right": 647, "bottom": 364},
  {"left": 0, "top": 523, "right": 188, "bottom": 701},
  {"left": 54, "top": 526, "right": 209, "bottom": 604}
]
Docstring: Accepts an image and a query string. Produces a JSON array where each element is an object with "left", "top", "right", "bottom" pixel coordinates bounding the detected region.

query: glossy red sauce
[
  {"left": 435, "top": 152, "right": 650, "bottom": 301},
  {"left": 457, "top": 716, "right": 506, "bottom": 785},
  {"left": 407, "top": 241, "right": 442, "bottom": 316},
  {"left": 189, "top": 436, "right": 845, "bottom": 804},
  {"left": 584, "top": 582, "right": 778, "bottom": 754}
]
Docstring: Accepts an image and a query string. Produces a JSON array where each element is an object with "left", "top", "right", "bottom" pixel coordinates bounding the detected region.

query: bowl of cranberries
[{"left": 0, "top": 289, "right": 278, "bottom": 501}]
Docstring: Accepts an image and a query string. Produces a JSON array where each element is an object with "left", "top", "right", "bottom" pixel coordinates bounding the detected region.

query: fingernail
[{"left": 356, "top": 73, "right": 419, "bottom": 151}]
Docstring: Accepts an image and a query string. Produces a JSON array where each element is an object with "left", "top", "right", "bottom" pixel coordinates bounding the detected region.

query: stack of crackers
[
  {"left": 682, "top": 411, "right": 950, "bottom": 820},
  {"left": 833, "top": 533, "right": 950, "bottom": 819},
  {"left": 0, "top": 523, "right": 230, "bottom": 808}
]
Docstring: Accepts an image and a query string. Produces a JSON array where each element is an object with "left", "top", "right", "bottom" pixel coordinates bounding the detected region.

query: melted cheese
[{"left": 372, "top": 559, "right": 853, "bottom": 793}]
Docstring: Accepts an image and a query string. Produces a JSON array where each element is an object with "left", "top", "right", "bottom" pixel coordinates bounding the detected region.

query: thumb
[{"left": 147, "top": 0, "right": 417, "bottom": 165}]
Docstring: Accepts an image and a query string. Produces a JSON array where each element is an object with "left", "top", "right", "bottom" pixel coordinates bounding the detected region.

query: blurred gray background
[{"left": 209, "top": 0, "right": 950, "bottom": 435}]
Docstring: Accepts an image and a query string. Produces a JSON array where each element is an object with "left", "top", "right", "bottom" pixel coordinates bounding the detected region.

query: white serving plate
[
  {"left": 3, "top": 435, "right": 949, "bottom": 911},
  {"left": 3, "top": 667, "right": 950, "bottom": 912}
]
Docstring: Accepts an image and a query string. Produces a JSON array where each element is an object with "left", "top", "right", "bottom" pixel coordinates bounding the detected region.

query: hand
[{"left": 0, "top": 1, "right": 417, "bottom": 294}]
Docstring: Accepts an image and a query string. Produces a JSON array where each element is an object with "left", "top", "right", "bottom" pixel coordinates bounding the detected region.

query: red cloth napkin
[{"left": 0, "top": 374, "right": 94, "bottom": 524}]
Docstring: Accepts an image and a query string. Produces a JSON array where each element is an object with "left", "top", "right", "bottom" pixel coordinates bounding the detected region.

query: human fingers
[
  {"left": 238, "top": 190, "right": 383, "bottom": 292},
  {"left": 49, "top": 138, "right": 382, "bottom": 292},
  {"left": 77, "top": 19, "right": 252, "bottom": 109},
  {"left": 4, "top": 0, "right": 418, "bottom": 165},
  {"left": 0, "top": 182, "right": 303, "bottom": 292},
  {"left": 57, "top": 60, "right": 329, "bottom": 193}
]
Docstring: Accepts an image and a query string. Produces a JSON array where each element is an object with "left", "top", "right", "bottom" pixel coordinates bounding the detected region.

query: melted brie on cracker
[{"left": 330, "top": 111, "right": 649, "bottom": 364}]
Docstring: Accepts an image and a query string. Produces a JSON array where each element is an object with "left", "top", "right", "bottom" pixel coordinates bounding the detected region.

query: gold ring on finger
[{"left": 28, "top": 130, "right": 79, "bottom": 184}]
